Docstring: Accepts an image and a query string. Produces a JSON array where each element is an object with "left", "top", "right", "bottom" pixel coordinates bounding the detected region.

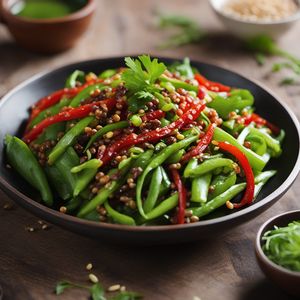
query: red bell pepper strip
[
  {"left": 181, "top": 123, "right": 215, "bottom": 163},
  {"left": 194, "top": 73, "right": 231, "bottom": 92},
  {"left": 23, "top": 98, "right": 116, "bottom": 144},
  {"left": 244, "top": 113, "right": 280, "bottom": 135},
  {"left": 100, "top": 102, "right": 206, "bottom": 165},
  {"left": 171, "top": 168, "right": 187, "bottom": 225},
  {"left": 215, "top": 141, "right": 255, "bottom": 209}
]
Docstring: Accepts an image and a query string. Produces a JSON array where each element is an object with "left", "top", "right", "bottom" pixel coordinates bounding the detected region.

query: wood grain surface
[{"left": 0, "top": 1, "right": 300, "bottom": 299}]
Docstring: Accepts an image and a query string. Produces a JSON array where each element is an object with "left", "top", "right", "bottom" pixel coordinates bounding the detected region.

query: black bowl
[{"left": 0, "top": 56, "right": 299, "bottom": 244}]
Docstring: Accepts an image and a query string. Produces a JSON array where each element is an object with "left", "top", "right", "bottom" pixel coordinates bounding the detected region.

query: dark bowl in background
[
  {"left": 0, "top": 56, "right": 299, "bottom": 245},
  {"left": 256, "top": 210, "right": 300, "bottom": 296},
  {"left": 0, "top": 0, "right": 96, "bottom": 53}
]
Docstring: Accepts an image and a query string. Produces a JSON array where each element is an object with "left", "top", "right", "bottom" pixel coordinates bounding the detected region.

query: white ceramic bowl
[{"left": 209, "top": 0, "right": 300, "bottom": 39}]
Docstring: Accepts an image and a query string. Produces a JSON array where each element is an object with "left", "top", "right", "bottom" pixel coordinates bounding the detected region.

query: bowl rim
[
  {"left": 209, "top": 0, "right": 300, "bottom": 25},
  {"left": 256, "top": 209, "right": 300, "bottom": 277},
  {"left": 2, "top": 0, "right": 96, "bottom": 24},
  {"left": 0, "top": 55, "right": 300, "bottom": 233}
]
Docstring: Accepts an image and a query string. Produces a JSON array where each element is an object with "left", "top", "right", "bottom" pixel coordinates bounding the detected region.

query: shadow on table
[{"left": 239, "top": 278, "right": 296, "bottom": 300}]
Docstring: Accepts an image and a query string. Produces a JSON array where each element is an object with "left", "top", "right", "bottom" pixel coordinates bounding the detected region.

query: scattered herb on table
[
  {"left": 262, "top": 221, "right": 300, "bottom": 272},
  {"left": 55, "top": 281, "right": 142, "bottom": 300},
  {"left": 158, "top": 14, "right": 206, "bottom": 49}
]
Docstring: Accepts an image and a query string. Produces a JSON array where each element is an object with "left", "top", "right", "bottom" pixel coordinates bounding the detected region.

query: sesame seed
[
  {"left": 89, "top": 273, "right": 99, "bottom": 283},
  {"left": 3, "top": 202, "right": 13, "bottom": 210},
  {"left": 105, "top": 131, "right": 114, "bottom": 139},
  {"left": 176, "top": 133, "right": 185, "bottom": 140},
  {"left": 120, "top": 286, "right": 126, "bottom": 292},
  {"left": 226, "top": 201, "right": 234, "bottom": 210},
  {"left": 108, "top": 284, "right": 121, "bottom": 292},
  {"left": 86, "top": 263, "right": 93, "bottom": 271},
  {"left": 59, "top": 206, "right": 67, "bottom": 214},
  {"left": 190, "top": 215, "right": 199, "bottom": 223}
]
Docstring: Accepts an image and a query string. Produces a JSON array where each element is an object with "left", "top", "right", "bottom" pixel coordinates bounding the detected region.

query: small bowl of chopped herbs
[{"left": 256, "top": 210, "right": 300, "bottom": 296}]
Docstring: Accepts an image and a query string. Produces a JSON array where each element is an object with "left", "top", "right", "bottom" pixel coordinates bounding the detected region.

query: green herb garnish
[
  {"left": 55, "top": 280, "right": 142, "bottom": 300},
  {"left": 262, "top": 221, "right": 300, "bottom": 272}
]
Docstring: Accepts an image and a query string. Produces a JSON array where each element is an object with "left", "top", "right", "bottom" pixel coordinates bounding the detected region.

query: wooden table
[{"left": 0, "top": 1, "right": 299, "bottom": 299}]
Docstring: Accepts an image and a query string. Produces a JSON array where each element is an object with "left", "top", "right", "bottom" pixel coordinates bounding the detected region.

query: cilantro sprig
[{"left": 122, "top": 55, "right": 166, "bottom": 112}]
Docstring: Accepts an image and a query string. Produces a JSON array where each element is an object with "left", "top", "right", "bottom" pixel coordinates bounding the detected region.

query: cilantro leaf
[
  {"left": 109, "top": 291, "right": 143, "bottom": 300},
  {"left": 90, "top": 283, "right": 106, "bottom": 300},
  {"left": 122, "top": 55, "right": 166, "bottom": 112}
]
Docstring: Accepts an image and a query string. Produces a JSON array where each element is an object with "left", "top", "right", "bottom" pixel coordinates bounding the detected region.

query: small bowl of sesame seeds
[{"left": 209, "top": 0, "right": 300, "bottom": 39}]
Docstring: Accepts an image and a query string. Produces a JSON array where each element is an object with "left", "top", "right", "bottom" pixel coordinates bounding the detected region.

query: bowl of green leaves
[{"left": 256, "top": 210, "right": 300, "bottom": 296}]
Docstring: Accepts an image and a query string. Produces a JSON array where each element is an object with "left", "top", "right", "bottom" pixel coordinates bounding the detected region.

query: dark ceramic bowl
[
  {"left": 0, "top": 0, "right": 96, "bottom": 53},
  {"left": 0, "top": 57, "right": 300, "bottom": 244},
  {"left": 255, "top": 210, "right": 300, "bottom": 296}
]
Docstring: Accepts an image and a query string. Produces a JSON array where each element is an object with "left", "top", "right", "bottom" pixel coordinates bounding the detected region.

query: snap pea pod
[
  {"left": 185, "top": 158, "right": 235, "bottom": 178},
  {"left": 136, "top": 135, "right": 198, "bottom": 219},
  {"left": 142, "top": 193, "right": 179, "bottom": 222},
  {"left": 29, "top": 97, "right": 70, "bottom": 128},
  {"left": 249, "top": 127, "right": 282, "bottom": 157},
  {"left": 208, "top": 172, "right": 237, "bottom": 200},
  {"left": 143, "top": 167, "right": 163, "bottom": 213},
  {"left": 245, "top": 134, "right": 267, "bottom": 156},
  {"left": 104, "top": 201, "right": 136, "bottom": 225},
  {"left": 45, "top": 164, "right": 72, "bottom": 200},
  {"left": 5, "top": 135, "right": 53, "bottom": 206},
  {"left": 71, "top": 159, "right": 102, "bottom": 197},
  {"left": 48, "top": 116, "right": 94, "bottom": 165},
  {"left": 69, "top": 84, "right": 106, "bottom": 107},
  {"left": 54, "top": 147, "right": 79, "bottom": 195},
  {"left": 213, "top": 127, "right": 267, "bottom": 171},
  {"left": 191, "top": 173, "right": 212, "bottom": 203},
  {"left": 85, "top": 121, "right": 129, "bottom": 151},
  {"left": 65, "top": 70, "right": 85, "bottom": 88},
  {"left": 207, "top": 89, "right": 254, "bottom": 119},
  {"left": 159, "top": 75, "right": 198, "bottom": 92},
  {"left": 191, "top": 183, "right": 246, "bottom": 218}
]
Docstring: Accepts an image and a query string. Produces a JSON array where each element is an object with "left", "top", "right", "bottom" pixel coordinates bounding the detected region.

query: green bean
[
  {"left": 159, "top": 167, "right": 171, "bottom": 197},
  {"left": 104, "top": 201, "right": 136, "bottom": 225},
  {"left": 5, "top": 135, "right": 53, "bottom": 206},
  {"left": 132, "top": 150, "right": 154, "bottom": 169},
  {"left": 255, "top": 170, "right": 277, "bottom": 184},
  {"left": 84, "top": 121, "right": 129, "bottom": 151},
  {"left": 208, "top": 172, "right": 237, "bottom": 200},
  {"left": 165, "top": 149, "right": 185, "bottom": 164},
  {"left": 183, "top": 157, "right": 198, "bottom": 178},
  {"left": 245, "top": 134, "right": 267, "bottom": 156},
  {"left": 136, "top": 135, "right": 198, "bottom": 219},
  {"left": 159, "top": 75, "right": 198, "bottom": 92},
  {"left": 185, "top": 158, "right": 235, "bottom": 178},
  {"left": 213, "top": 127, "right": 267, "bottom": 171},
  {"left": 48, "top": 116, "right": 94, "bottom": 165},
  {"left": 65, "top": 197, "right": 83, "bottom": 212},
  {"left": 71, "top": 159, "right": 102, "bottom": 197},
  {"left": 143, "top": 193, "right": 178, "bottom": 221},
  {"left": 143, "top": 167, "right": 163, "bottom": 213},
  {"left": 191, "top": 173, "right": 212, "bottom": 203},
  {"left": 65, "top": 70, "right": 85, "bottom": 88},
  {"left": 191, "top": 183, "right": 246, "bottom": 217},
  {"left": 99, "top": 69, "right": 117, "bottom": 79},
  {"left": 160, "top": 118, "right": 170, "bottom": 127}
]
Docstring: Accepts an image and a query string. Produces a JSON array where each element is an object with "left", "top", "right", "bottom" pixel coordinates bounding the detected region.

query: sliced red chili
[
  {"left": 216, "top": 141, "right": 255, "bottom": 209},
  {"left": 99, "top": 102, "right": 206, "bottom": 165},
  {"left": 181, "top": 123, "right": 215, "bottom": 163},
  {"left": 23, "top": 98, "right": 116, "bottom": 144},
  {"left": 194, "top": 73, "right": 231, "bottom": 92},
  {"left": 244, "top": 113, "right": 280, "bottom": 135},
  {"left": 171, "top": 168, "right": 187, "bottom": 225}
]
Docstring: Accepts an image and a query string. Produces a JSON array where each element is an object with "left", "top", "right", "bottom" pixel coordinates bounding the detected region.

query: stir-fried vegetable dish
[{"left": 5, "top": 55, "right": 284, "bottom": 225}]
